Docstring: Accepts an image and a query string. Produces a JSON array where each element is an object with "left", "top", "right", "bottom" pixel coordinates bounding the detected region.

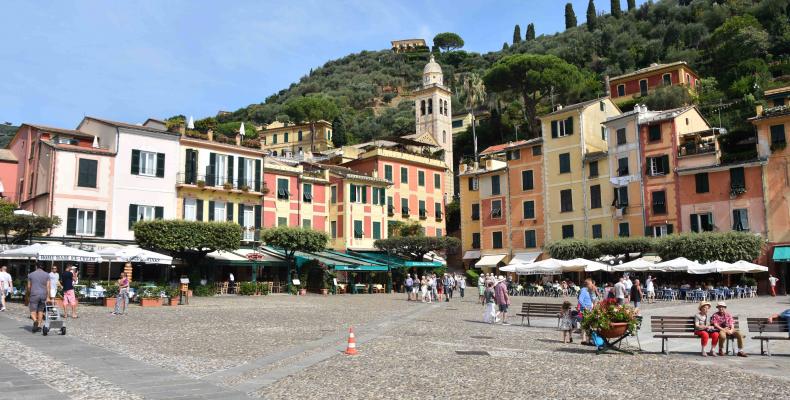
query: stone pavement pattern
[{"left": 0, "top": 294, "right": 787, "bottom": 399}]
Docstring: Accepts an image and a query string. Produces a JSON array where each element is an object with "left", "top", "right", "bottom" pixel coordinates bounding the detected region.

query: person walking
[
  {"left": 578, "top": 278, "right": 595, "bottom": 345},
  {"left": 405, "top": 274, "right": 414, "bottom": 301},
  {"left": 614, "top": 277, "right": 626, "bottom": 306},
  {"left": 494, "top": 276, "right": 511, "bottom": 325},
  {"left": 768, "top": 275, "right": 779, "bottom": 297},
  {"left": 0, "top": 266, "right": 11, "bottom": 312},
  {"left": 711, "top": 302, "right": 747, "bottom": 357},
  {"left": 458, "top": 274, "right": 466, "bottom": 298},
  {"left": 645, "top": 275, "right": 656, "bottom": 304},
  {"left": 631, "top": 279, "right": 643, "bottom": 309},
  {"left": 112, "top": 272, "right": 130, "bottom": 315},
  {"left": 478, "top": 274, "right": 485, "bottom": 305},
  {"left": 483, "top": 281, "right": 496, "bottom": 324},
  {"left": 48, "top": 265, "right": 60, "bottom": 300},
  {"left": 61, "top": 266, "right": 78, "bottom": 318},
  {"left": 26, "top": 264, "right": 50, "bottom": 333},
  {"left": 694, "top": 301, "right": 719, "bottom": 357},
  {"left": 430, "top": 274, "right": 438, "bottom": 302},
  {"left": 443, "top": 274, "right": 453, "bottom": 302},
  {"left": 558, "top": 301, "right": 573, "bottom": 343},
  {"left": 420, "top": 276, "right": 430, "bottom": 303}
]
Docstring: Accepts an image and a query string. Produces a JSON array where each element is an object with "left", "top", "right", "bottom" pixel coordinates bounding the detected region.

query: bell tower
[{"left": 414, "top": 55, "right": 454, "bottom": 199}]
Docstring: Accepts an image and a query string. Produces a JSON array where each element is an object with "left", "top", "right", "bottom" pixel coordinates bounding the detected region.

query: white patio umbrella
[
  {"left": 97, "top": 246, "right": 173, "bottom": 285},
  {"left": 499, "top": 264, "right": 516, "bottom": 273},
  {"left": 563, "top": 258, "right": 610, "bottom": 272},
  {"left": 653, "top": 257, "right": 701, "bottom": 272},
  {"left": 1, "top": 243, "right": 101, "bottom": 262},
  {"left": 611, "top": 258, "right": 660, "bottom": 272},
  {"left": 689, "top": 260, "right": 728, "bottom": 275},
  {"left": 729, "top": 260, "right": 768, "bottom": 274}
]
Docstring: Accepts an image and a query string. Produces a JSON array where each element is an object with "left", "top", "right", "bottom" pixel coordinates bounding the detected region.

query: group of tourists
[
  {"left": 404, "top": 273, "right": 466, "bottom": 303},
  {"left": 694, "top": 301, "right": 748, "bottom": 357},
  {"left": 25, "top": 263, "right": 78, "bottom": 333},
  {"left": 479, "top": 274, "right": 511, "bottom": 325}
]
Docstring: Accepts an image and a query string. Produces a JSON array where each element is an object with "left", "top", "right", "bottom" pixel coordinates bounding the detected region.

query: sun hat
[
  {"left": 716, "top": 301, "right": 727, "bottom": 308},
  {"left": 698, "top": 301, "right": 711, "bottom": 310}
]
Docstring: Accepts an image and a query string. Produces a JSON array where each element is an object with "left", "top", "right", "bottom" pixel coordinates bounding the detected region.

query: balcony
[
  {"left": 678, "top": 141, "right": 716, "bottom": 157},
  {"left": 177, "top": 173, "right": 266, "bottom": 195}
]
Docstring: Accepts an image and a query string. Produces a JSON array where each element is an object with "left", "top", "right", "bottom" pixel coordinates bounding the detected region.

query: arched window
[
  {"left": 420, "top": 100, "right": 426, "bottom": 116},
  {"left": 444, "top": 100, "right": 449, "bottom": 115},
  {"left": 428, "top": 99, "right": 433, "bottom": 114},
  {"left": 442, "top": 130, "right": 446, "bottom": 144}
]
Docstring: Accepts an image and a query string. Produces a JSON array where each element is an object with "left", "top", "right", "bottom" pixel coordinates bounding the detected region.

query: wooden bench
[
  {"left": 516, "top": 302, "right": 563, "bottom": 326},
  {"left": 651, "top": 316, "right": 740, "bottom": 354},
  {"left": 747, "top": 317, "right": 789, "bottom": 356}
]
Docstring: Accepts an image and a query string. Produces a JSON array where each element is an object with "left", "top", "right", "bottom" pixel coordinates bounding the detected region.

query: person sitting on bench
[
  {"left": 711, "top": 302, "right": 747, "bottom": 357},
  {"left": 767, "top": 309, "right": 790, "bottom": 330},
  {"left": 694, "top": 301, "right": 719, "bottom": 357}
]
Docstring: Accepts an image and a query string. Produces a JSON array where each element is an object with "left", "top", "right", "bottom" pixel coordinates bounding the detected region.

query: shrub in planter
[
  {"left": 192, "top": 285, "right": 216, "bottom": 297},
  {"left": 256, "top": 282, "right": 270, "bottom": 295},
  {"left": 166, "top": 287, "right": 180, "bottom": 305},
  {"left": 140, "top": 286, "right": 163, "bottom": 307},
  {"left": 103, "top": 285, "right": 120, "bottom": 308},
  {"left": 239, "top": 282, "right": 257, "bottom": 295}
]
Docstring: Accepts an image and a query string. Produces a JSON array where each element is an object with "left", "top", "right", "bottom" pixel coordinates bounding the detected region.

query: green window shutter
[
  {"left": 362, "top": 185, "right": 368, "bottom": 203},
  {"left": 66, "top": 208, "right": 77, "bottom": 235},
  {"left": 196, "top": 199, "right": 203, "bottom": 221},
  {"left": 128, "top": 204, "right": 138, "bottom": 230},
  {"left": 730, "top": 167, "right": 745, "bottom": 189},
  {"left": 154, "top": 206, "right": 164, "bottom": 219},
  {"left": 385, "top": 165, "right": 393, "bottom": 181},
  {"left": 226, "top": 202, "right": 234, "bottom": 221},
  {"left": 78, "top": 159, "right": 98, "bottom": 188},
  {"left": 373, "top": 222, "right": 381, "bottom": 239},
  {"left": 434, "top": 173, "right": 440, "bottom": 189},
  {"left": 418, "top": 171, "right": 425, "bottom": 186},
  {"left": 551, "top": 120, "right": 558, "bottom": 138},
  {"left": 254, "top": 205, "right": 262, "bottom": 240},
  {"left": 349, "top": 184, "right": 356, "bottom": 202},
  {"left": 208, "top": 201, "right": 215, "bottom": 221},
  {"left": 379, "top": 188, "right": 385, "bottom": 205},
  {"left": 661, "top": 155, "right": 670, "bottom": 175},
  {"left": 238, "top": 204, "right": 245, "bottom": 228},
  {"left": 207, "top": 153, "right": 216, "bottom": 186},
  {"left": 237, "top": 156, "right": 246, "bottom": 187},
  {"left": 156, "top": 153, "right": 165, "bottom": 178},
  {"left": 254, "top": 160, "right": 261, "bottom": 192},
  {"left": 131, "top": 149, "right": 140, "bottom": 175},
  {"left": 95, "top": 210, "right": 106, "bottom": 237},
  {"left": 401, "top": 167, "right": 408, "bottom": 183},
  {"left": 667, "top": 224, "right": 674, "bottom": 235},
  {"left": 565, "top": 116, "right": 573, "bottom": 135},
  {"left": 185, "top": 149, "right": 194, "bottom": 184},
  {"left": 227, "top": 156, "right": 234, "bottom": 187},
  {"left": 690, "top": 214, "right": 699, "bottom": 233}
]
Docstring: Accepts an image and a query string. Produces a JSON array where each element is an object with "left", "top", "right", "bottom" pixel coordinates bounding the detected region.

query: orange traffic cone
[{"left": 345, "top": 326, "right": 358, "bottom": 355}]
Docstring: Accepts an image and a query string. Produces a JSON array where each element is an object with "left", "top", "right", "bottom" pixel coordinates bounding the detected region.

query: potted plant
[
  {"left": 139, "top": 286, "right": 163, "bottom": 307},
  {"left": 196, "top": 180, "right": 206, "bottom": 188},
  {"left": 581, "top": 298, "right": 639, "bottom": 339},
  {"left": 240, "top": 184, "right": 250, "bottom": 192},
  {"left": 166, "top": 287, "right": 180, "bottom": 306},
  {"left": 103, "top": 285, "right": 119, "bottom": 308},
  {"left": 223, "top": 182, "right": 233, "bottom": 190}
]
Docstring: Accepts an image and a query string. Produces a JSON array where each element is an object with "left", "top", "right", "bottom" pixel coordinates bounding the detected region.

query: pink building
[{"left": 0, "top": 150, "right": 19, "bottom": 202}]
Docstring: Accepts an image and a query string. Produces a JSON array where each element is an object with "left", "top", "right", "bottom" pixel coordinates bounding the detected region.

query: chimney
[
  {"left": 235, "top": 133, "right": 242, "bottom": 146},
  {"left": 179, "top": 125, "right": 186, "bottom": 135},
  {"left": 755, "top": 104, "right": 764, "bottom": 117},
  {"left": 207, "top": 129, "right": 214, "bottom": 141},
  {"left": 604, "top": 75, "right": 611, "bottom": 96}
]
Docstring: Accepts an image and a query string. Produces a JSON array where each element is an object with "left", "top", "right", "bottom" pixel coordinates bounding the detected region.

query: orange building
[{"left": 609, "top": 61, "right": 700, "bottom": 102}]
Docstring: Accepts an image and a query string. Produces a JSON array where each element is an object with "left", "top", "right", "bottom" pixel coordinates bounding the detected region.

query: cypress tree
[
  {"left": 627, "top": 0, "right": 636, "bottom": 11},
  {"left": 611, "top": 0, "right": 622, "bottom": 17},
  {"left": 586, "top": 0, "right": 597, "bottom": 31},
  {"left": 565, "top": 3, "right": 577, "bottom": 29},
  {"left": 503, "top": 42, "right": 510, "bottom": 50},
  {"left": 513, "top": 24, "right": 522, "bottom": 44},
  {"left": 526, "top": 23, "right": 535, "bottom": 40}
]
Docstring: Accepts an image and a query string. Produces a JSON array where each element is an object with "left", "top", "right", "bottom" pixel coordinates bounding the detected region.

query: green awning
[
  {"left": 334, "top": 265, "right": 389, "bottom": 271},
  {"left": 348, "top": 251, "right": 442, "bottom": 268},
  {"left": 261, "top": 246, "right": 387, "bottom": 271},
  {"left": 773, "top": 246, "right": 790, "bottom": 262}
]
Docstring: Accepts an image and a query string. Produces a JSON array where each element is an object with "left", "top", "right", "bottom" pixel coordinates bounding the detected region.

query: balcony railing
[
  {"left": 678, "top": 142, "right": 716, "bottom": 157},
  {"left": 177, "top": 173, "right": 265, "bottom": 194}
]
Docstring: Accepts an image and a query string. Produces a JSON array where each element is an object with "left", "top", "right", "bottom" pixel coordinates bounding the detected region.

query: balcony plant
[
  {"left": 240, "top": 184, "right": 250, "bottom": 192},
  {"left": 196, "top": 180, "right": 206, "bottom": 188},
  {"left": 581, "top": 298, "right": 639, "bottom": 338},
  {"left": 223, "top": 182, "right": 233, "bottom": 190},
  {"left": 730, "top": 185, "right": 747, "bottom": 198},
  {"left": 261, "top": 184, "right": 270, "bottom": 195}
]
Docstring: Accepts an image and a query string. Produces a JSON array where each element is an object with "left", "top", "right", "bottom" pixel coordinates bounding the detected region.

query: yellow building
[
  {"left": 451, "top": 111, "right": 489, "bottom": 136},
  {"left": 540, "top": 98, "right": 621, "bottom": 241},
  {"left": 259, "top": 120, "right": 333, "bottom": 155}
]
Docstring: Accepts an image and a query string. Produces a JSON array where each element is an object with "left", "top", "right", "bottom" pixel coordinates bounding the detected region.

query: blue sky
[{"left": 0, "top": 0, "right": 645, "bottom": 128}]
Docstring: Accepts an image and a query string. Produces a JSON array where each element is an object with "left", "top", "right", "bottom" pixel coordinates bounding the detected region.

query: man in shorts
[
  {"left": 27, "top": 264, "right": 50, "bottom": 333},
  {"left": 494, "top": 276, "right": 511, "bottom": 325},
  {"left": 61, "top": 265, "right": 78, "bottom": 318}
]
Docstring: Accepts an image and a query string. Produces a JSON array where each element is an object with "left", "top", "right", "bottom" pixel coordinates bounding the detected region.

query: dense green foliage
[
  {"left": 0, "top": 124, "right": 17, "bottom": 148},
  {"left": 259, "top": 226, "right": 329, "bottom": 260},
  {"left": 0, "top": 200, "right": 61, "bottom": 244},
  {"left": 133, "top": 220, "right": 242, "bottom": 265},
  {"left": 433, "top": 32, "right": 465, "bottom": 52},
  {"left": 374, "top": 236, "right": 460, "bottom": 261},
  {"left": 565, "top": 3, "right": 577, "bottom": 29},
  {"left": 513, "top": 25, "right": 522, "bottom": 44},
  {"left": 525, "top": 23, "right": 536, "bottom": 41}
]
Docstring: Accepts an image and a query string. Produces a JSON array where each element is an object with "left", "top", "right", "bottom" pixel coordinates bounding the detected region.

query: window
[
  {"left": 471, "top": 203, "right": 480, "bottom": 220},
  {"left": 387, "top": 196, "right": 394, "bottom": 215},
  {"left": 419, "top": 200, "right": 427, "bottom": 219},
  {"left": 491, "top": 175, "right": 501, "bottom": 195},
  {"left": 212, "top": 202, "right": 225, "bottom": 222},
  {"left": 303, "top": 183, "right": 312, "bottom": 203},
  {"left": 77, "top": 158, "right": 98, "bottom": 188},
  {"left": 272, "top": 134, "right": 278, "bottom": 144},
  {"left": 652, "top": 191, "right": 667, "bottom": 215},
  {"left": 420, "top": 100, "right": 426, "bottom": 116},
  {"left": 613, "top": 186, "right": 629, "bottom": 207},
  {"left": 532, "top": 146, "right": 542, "bottom": 156},
  {"left": 506, "top": 149, "right": 520, "bottom": 161},
  {"left": 184, "top": 198, "right": 197, "bottom": 221},
  {"left": 618, "top": 222, "right": 630, "bottom": 237},
  {"left": 592, "top": 224, "right": 602, "bottom": 239},
  {"left": 442, "top": 130, "right": 446, "bottom": 144},
  {"left": 452, "top": 119, "right": 463, "bottom": 128},
  {"left": 690, "top": 212, "right": 714, "bottom": 232},
  {"left": 562, "top": 224, "right": 574, "bottom": 239},
  {"left": 770, "top": 124, "right": 786, "bottom": 146},
  {"left": 244, "top": 158, "right": 255, "bottom": 188},
  {"left": 298, "top": 130, "right": 303, "bottom": 141},
  {"left": 732, "top": 209, "right": 749, "bottom": 232},
  {"left": 373, "top": 221, "right": 381, "bottom": 239},
  {"left": 551, "top": 117, "right": 574, "bottom": 138},
  {"left": 662, "top": 73, "right": 672, "bottom": 86},
  {"left": 774, "top": 99, "right": 785, "bottom": 108},
  {"left": 435, "top": 202, "right": 442, "bottom": 220},
  {"left": 695, "top": 173, "right": 709, "bottom": 193},
  {"left": 436, "top": 228, "right": 442, "bottom": 237},
  {"left": 521, "top": 170, "right": 534, "bottom": 191},
  {"left": 525, "top": 230, "right": 537, "bottom": 248},
  {"left": 468, "top": 177, "right": 479, "bottom": 191},
  {"left": 137, "top": 205, "right": 157, "bottom": 222},
  {"left": 729, "top": 167, "right": 745, "bottom": 191},
  {"left": 600, "top": 101, "right": 606, "bottom": 112},
  {"left": 522, "top": 200, "right": 535, "bottom": 219},
  {"left": 590, "top": 185, "right": 602, "bottom": 209},
  {"left": 277, "top": 178, "right": 289, "bottom": 200},
  {"left": 560, "top": 189, "right": 573, "bottom": 212},
  {"left": 652, "top": 225, "right": 671, "bottom": 237},
  {"left": 284, "top": 132, "right": 289, "bottom": 143},
  {"left": 278, "top": 217, "right": 287, "bottom": 226},
  {"left": 349, "top": 184, "right": 365, "bottom": 204},
  {"left": 492, "top": 231, "right": 503, "bottom": 249},
  {"left": 617, "top": 157, "right": 629, "bottom": 176},
  {"left": 648, "top": 125, "right": 661, "bottom": 142},
  {"left": 471, "top": 233, "right": 481, "bottom": 249},
  {"left": 354, "top": 220, "right": 363, "bottom": 239},
  {"left": 491, "top": 200, "right": 502, "bottom": 218},
  {"left": 139, "top": 150, "right": 157, "bottom": 176},
  {"left": 559, "top": 153, "right": 570, "bottom": 173},
  {"left": 589, "top": 161, "right": 599, "bottom": 178},
  {"left": 601, "top": 126, "right": 607, "bottom": 141},
  {"left": 372, "top": 187, "right": 383, "bottom": 205},
  {"left": 401, "top": 198, "right": 409, "bottom": 216},
  {"left": 617, "top": 84, "right": 625, "bottom": 97},
  {"left": 647, "top": 155, "right": 670, "bottom": 176},
  {"left": 384, "top": 165, "right": 393, "bottom": 181},
  {"left": 418, "top": 171, "right": 425, "bottom": 186},
  {"left": 77, "top": 209, "right": 96, "bottom": 236},
  {"left": 434, "top": 173, "right": 440, "bottom": 190},
  {"left": 215, "top": 154, "right": 228, "bottom": 185},
  {"left": 330, "top": 221, "right": 337, "bottom": 238},
  {"left": 639, "top": 79, "right": 648, "bottom": 97},
  {"left": 428, "top": 98, "right": 433, "bottom": 114},
  {"left": 298, "top": 218, "right": 309, "bottom": 229},
  {"left": 616, "top": 128, "right": 627, "bottom": 145},
  {"left": 330, "top": 186, "right": 337, "bottom": 203},
  {"left": 243, "top": 206, "right": 255, "bottom": 241},
  {"left": 400, "top": 167, "right": 408, "bottom": 183}
]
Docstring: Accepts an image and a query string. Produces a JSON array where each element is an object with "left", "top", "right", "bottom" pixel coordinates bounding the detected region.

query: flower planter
[
  {"left": 599, "top": 322, "right": 628, "bottom": 339},
  {"left": 104, "top": 297, "right": 117, "bottom": 308},
  {"left": 140, "top": 298, "right": 162, "bottom": 307},
  {"left": 168, "top": 297, "right": 179, "bottom": 306}
]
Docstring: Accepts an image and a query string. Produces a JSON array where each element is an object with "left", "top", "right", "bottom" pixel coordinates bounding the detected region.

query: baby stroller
[{"left": 42, "top": 300, "right": 66, "bottom": 336}]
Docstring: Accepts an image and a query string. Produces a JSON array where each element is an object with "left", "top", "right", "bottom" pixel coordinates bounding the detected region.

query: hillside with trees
[{"left": 194, "top": 0, "right": 788, "bottom": 164}]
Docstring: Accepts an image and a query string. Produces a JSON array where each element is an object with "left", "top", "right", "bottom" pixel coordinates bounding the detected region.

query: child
[
  {"left": 483, "top": 281, "right": 496, "bottom": 324},
  {"left": 558, "top": 301, "right": 573, "bottom": 343}
]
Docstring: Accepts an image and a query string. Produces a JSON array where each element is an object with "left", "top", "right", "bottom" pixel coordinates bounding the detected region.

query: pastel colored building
[
  {"left": 10, "top": 124, "right": 115, "bottom": 238},
  {"left": 609, "top": 61, "right": 700, "bottom": 103},
  {"left": 260, "top": 159, "right": 330, "bottom": 234},
  {"left": 0, "top": 149, "right": 18, "bottom": 202},
  {"left": 539, "top": 98, "right": 621, "bottom": 241},
  {"left": 259, "top": 120, "right": 333, "bottom": 156},
  {"left": 78, "top": 117, "right": 180, "bottom": 241}
]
